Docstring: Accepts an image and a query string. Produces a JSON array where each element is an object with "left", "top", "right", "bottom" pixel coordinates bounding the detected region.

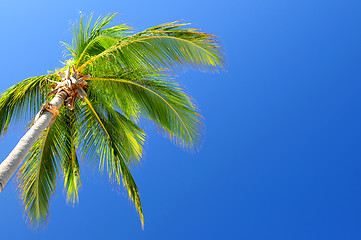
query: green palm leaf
[
  {"left": 77, "top": 21, "right": 223, "bottom": 74},
  {"left": 76, "top": 94, "right": 144, "bottom": 227},
  {"left": 59, "top": 108, "right": 82, "bottom": 204},
  {"left": 65, "top": 13, "right": 131, "bottom": 62},
  {"left": 17, "top": 119, "right": 62, "bottom": 226},
  {"left": 89, "top": 75, "right": 202, "bottom": 149},
  {"left": 0, "top": 75, "right": 56, "bottom": 134}
]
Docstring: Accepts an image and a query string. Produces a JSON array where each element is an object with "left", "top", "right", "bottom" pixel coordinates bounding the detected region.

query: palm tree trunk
[{"left": 0, "top": 90, "right": 67, "bottom": 192}]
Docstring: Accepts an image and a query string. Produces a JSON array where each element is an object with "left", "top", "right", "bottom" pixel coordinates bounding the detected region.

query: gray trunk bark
[{"left": 0, "top": 91, "right": 67, "bottom": 192}]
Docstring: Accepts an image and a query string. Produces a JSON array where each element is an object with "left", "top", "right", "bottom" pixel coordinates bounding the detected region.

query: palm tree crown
[{"left": 0, "top": 13, "right": 223, "bottom": 228}]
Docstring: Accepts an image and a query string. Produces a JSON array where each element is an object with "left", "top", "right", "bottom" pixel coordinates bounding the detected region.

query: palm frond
[
  {"left": 59, "top": 108, "right": 81, "bottom": 204},
  {"left": 17, "top": 118, "right": 63, "bottom": 226},
  {"left": 88, "top": 74, "right": 202, "bottom": 149},
  {"left": 75, "top": 95, "right": 144, "bottom": 227},
  {"left": 89, "top": 89, "right": 145, "bottom": 161},
  {"left": 77, "top": 21, "right": 224, "bottom": 75},
  {"left": 0, "top": 75, "right": 56, "bottom": 135},
  {"left": 65, "top": 13, "right": 131, "bottom": 63}
]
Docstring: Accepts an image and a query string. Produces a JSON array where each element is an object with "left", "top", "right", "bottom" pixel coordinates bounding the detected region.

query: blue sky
[{"left": 1, "top": 0, "right": 361, "bottom": 239}]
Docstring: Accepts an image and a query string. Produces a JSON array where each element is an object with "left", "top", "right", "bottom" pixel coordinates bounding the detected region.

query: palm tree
[{"left": 0, "top": 13, "right": 223, "bottom": 228}]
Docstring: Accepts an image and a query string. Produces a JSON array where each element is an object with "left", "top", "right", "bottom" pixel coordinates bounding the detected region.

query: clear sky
[{"left": 0, "top": 0, "right": 361, "bottom": 239}]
